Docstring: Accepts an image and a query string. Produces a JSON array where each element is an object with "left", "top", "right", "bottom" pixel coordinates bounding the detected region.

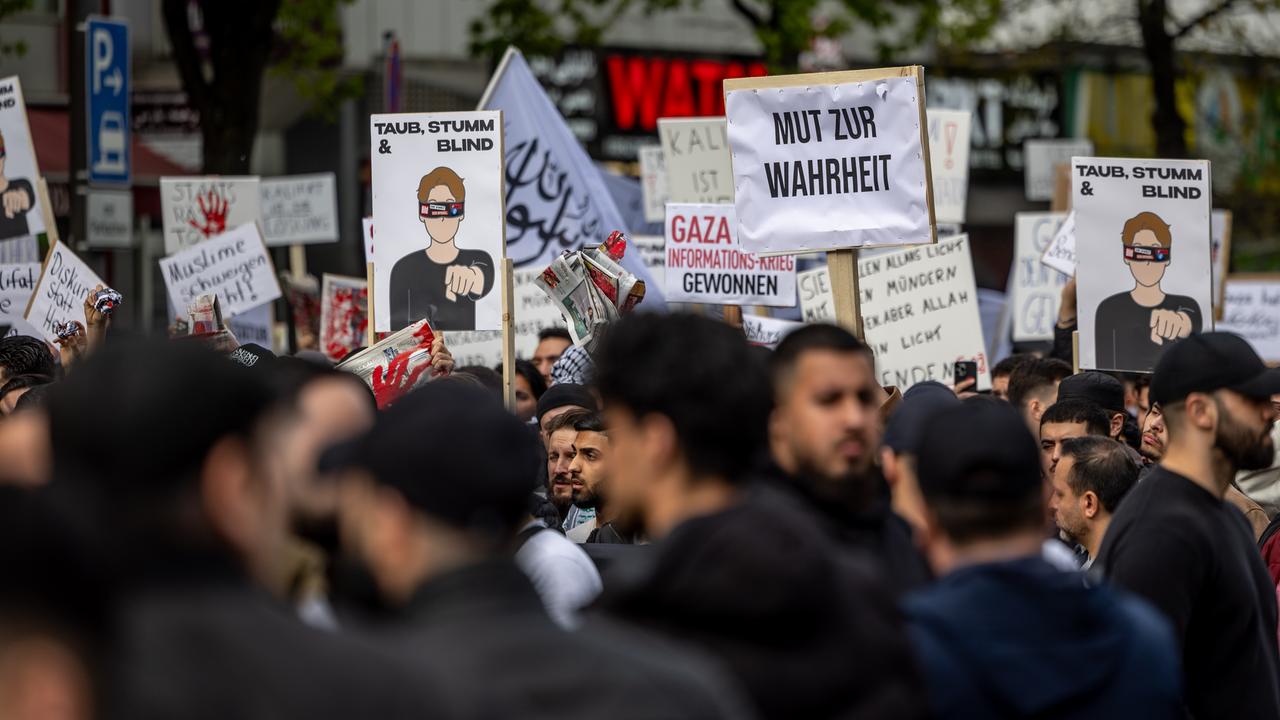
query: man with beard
[
  {"left": 565, "top": 414, "right": 632, "bottom": 544},
  {"left": 1096, "top": 332, "right": 1280, "bottom": 719},
  {"left": 543, "top": 408, "right": 593, "bottom": 529},
  {"left": 1050, "top": 436, "right": 1138, "bottom": 568},
  {"left": 765, "top": 324, "right": 931, "bottom": 594}
]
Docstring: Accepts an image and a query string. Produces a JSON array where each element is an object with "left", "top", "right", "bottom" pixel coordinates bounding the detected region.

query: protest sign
[
  {"left": 1217, "top": 275, "right": 1280, "bottom": 362},
  {"left": 320, "top": 274, "right": 369, "bottom": 362},
  {"left": 1212, "top": 209, "right": 1232, "bottom": 318},
  {"left": 0, "top": 76, "right": 46, "bottom": 240},
  {"left": 798, "top": 266, "right": 837, "bottom": 323},
  {"left": 1012, "top": 212, "right": 1070, "bottom": 341},
  {"left": 1024, "top": 139, "right": 1094, "bottom": 201},
  {"left": 858, "top": 234, "right": 989, "bottom": 391},
  {"left": 0, "top": 262, "right": 39, "bottom": 333},
  {"left": 1040, "top": 210, "right": 1076, "bottom": 277},
  {"left": 1074, "top": 157, "right": 1213, "bottom": 372},
  {"left": 370, "top": 110, "right": 504, "bottom": 333},
  {"left": 659, "top": 118, "right": 734, "bottom": 205},
  {"left": 927, "top": 110, "right": 971, "bottom": 225},
  {"left": 723, "top": 66, "right": 935, "bottom": 255},
  {"left": 226, "top": 302, "right": 274, "bottom": 352},
  {"left": 361, "top": 216, "right": 375, "bottom": 265},
  {"left": 638, "top": 145, "right": 668, "bottom": 223},
  {"left": 86, "top": 189, "right": 133, "bottom": 248},
  {"left": 23, "top": 242, "right": 106, "bottom": 342},
  {"left": 664, "top": 203, "right": 796, "bottom": 306},
  {"left": 631, "top": 234, "right": 665, "bottom": 288},
  {"left": 161, "top": 176, "right": 261, "bottom": 254},
  {"left": 260, "top": 173, "right": 339, "bottom": 246},
  {"left": 742, "top": 314, "right": 803, "bottom": 349},
  {"left": 158, "top": 223, "right": 282, "bottom": 319}
]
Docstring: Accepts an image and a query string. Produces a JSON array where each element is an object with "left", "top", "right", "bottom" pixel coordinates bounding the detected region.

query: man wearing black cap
[
  {"left": 1057, "top": 371, "right": 1126, "bottom": 439},
  {"left": 536, "top": 382, "right": 596, "bottom": 440},
  {"left": 904, "top": 401, "right": 1182, "bottom": 718},
  {"left": 334, "top": 381, "right": 749, "bottom": 719},
  {"left": 880, "top": 381, "right": 959, "bottom": 540},
  {"left": 1096, "top": 331, "right": 1280, "bottom": 719}
]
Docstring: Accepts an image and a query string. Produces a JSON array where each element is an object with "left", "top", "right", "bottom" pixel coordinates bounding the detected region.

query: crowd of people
[{"left": 1, "top": 288, "right": 1280, "bottom": 719}]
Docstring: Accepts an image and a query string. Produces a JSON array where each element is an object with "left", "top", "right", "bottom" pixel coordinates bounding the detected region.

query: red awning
[{"left": 28, "top": 108, "right": 194, "bottom": 182}]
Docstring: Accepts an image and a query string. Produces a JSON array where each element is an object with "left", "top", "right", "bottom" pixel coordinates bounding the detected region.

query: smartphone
[{"left": 953, "top": 360, "right": 979, "bottom": 388}]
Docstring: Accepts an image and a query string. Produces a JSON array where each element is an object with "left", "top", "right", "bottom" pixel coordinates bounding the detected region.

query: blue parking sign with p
[{"left": 86, "top": 16, "right": 129, "bottom": 185}]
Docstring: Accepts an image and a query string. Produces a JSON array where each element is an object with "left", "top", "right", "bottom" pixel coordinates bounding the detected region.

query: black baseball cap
[
  {"left": 915, "top": 401, "right": 1041, "bottom": 502},
  {"left": 1058, "top": 371, "right": 1125, "bottom": 414},
  {"left": 883, "top": 381, "right": 960, "bottom": 455},
  {"left": 1150, "top": 332, "right": 1280, "bottom": 405},
  {"left": 535, "top": 383, "right": 597, "bottom": 423},
  {"left": 228, "top": 343, "right": 275, "bottom": 371}
]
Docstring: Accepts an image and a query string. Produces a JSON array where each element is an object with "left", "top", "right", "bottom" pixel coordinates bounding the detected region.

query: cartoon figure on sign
[
  {"left": 1094, "top": 211, "right": 1202, "bottom": 371},
  {"left": 0, "top": 130, "right": 35, "bottom": 239},
  {"left": 389, "top": 167, "right": 494, "bottom": 331}
]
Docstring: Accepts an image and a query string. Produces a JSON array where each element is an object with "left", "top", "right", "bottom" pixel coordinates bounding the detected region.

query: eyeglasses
[
  {"left": 420, "top": 201, "right": 463, "bottom": 219},
  {"left": 1124, "top": 246, "right": 1170, "bottom": 263}
]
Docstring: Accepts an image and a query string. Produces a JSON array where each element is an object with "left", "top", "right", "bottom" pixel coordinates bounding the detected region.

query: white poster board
[
  {"left": 260, "top": 173, "right": 339, "bottom": 246},
  {"left": 1012, "top": 212, "right": 1070, "bottom": 341},
  {"left": 743, "top": 314, "right": 803, "bottom": 349},
  {"left": 1024, "top": 139, "right": 1094, "bottom": 201},
  {"left": 1218, "top": 276, "right": 1280, "bottom": 363},
  {"left": 859, "top": 234, "right": 989, "bottom": 391},
  {"left": 24, "top": 242, "right": 106, "bottom": 342},
  {"left": 361, "top": 216, "right": 375, "bottom": 265},
  {"left": 664, "top": 203, "right": 796, "bottom": 306},
  {"left": 0, "top": 76, "right": 46, "bottom": 240},
  {"left": 0, "top": 262, "right": 39, "bottom": 332},
  {"left": 928, "top": 109, "right": 971, "bottom": 225},
  {"left": 658, "top": 117, "right": 734, "bottom": 205},
  {"left": 723, "top": 67, "right": 934, "bottom": 255},
  {"left": 1074, "top": 157, "right": 1213, "bottom": 372},
  {"left": 160, "top": 176, "right": 262, "bottom": 254},
  {"left": 370, "top": 111, "right": 504, "bottom": 333},
  {"left": 638, "top": 145, "right": 668, "bottom": 223},
  {"left": 158, "top": 223, "right": 282, "bottom": 319},
  {"left": 798, "top": 266, "right": 837, "bottom": 322},
  {"left": 86, "top": 189, "right": 133, "bottom": 248},
  {"left": 631, "top": 234, "right": 665, "bottom": 288},
  {"left": 1040, "top": 209, "right": 1076, "bottom": 277}
]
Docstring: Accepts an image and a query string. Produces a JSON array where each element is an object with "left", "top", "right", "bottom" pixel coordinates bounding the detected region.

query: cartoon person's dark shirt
[
  {"left": 1094, "top": 292, "right": 1202, "bottom": 372},
  {"left": 389, "top": 248, "right": 494, "bottom": 331},
  {"left": 0, "top": 177, "right": 34, "bottom": 239}
]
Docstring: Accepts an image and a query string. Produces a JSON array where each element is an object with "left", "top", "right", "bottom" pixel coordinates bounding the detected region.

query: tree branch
[
  {"left": 728, "top": 0, "right": 766, "bottom": 28},
  {"left": 1173, "top": 0, "right": 1238, "bottom": 39},
  {"left": 160, "top": 0, "right": 209, "bottom": 111}
]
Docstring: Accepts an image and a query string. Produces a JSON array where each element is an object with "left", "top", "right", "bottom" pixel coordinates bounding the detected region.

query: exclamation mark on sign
[{"left": 944, "top": 122, "right": 957, "bottom": 170}]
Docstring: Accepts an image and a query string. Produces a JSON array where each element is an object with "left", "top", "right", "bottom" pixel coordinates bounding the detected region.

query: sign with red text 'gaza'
[{"left": 664, "top": 203, "right": 795, "bottom": 306}]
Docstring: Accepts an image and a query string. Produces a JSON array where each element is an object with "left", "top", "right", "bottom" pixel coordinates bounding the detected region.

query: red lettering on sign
[
  {"left": 606, "top": 55, "right": 667, "bottom": 131},
  {"left": 664, "top": 59, "right": 695, "bottom": 118},
  {"left": 605, "top": 54, "right": 768, "bottom": 132}
]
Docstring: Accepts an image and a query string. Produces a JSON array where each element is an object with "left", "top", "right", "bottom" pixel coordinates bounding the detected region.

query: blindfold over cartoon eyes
[
  {"left": 420, "top": 201, "right": 464, "bottom": 219},
  {"left": 1124, "top": 246, "right": 1170, "bottom": 262}
]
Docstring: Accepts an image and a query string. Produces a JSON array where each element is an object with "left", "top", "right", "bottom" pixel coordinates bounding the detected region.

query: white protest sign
[
  {"left": 0, "top": 262, "right": 39, "bottom": 331},
  {"left": 24, "top": 242, "right": 106, "bottom": 342},
  {"left": 658, "top": 117, "right": 734, "bottom": 205},
  {"left": 1212, "top": 209, "right": 1232, "bottom": 317},
  {"left": 724, "top": 67, "right": 934, "bottom": 255},
  {"left": 743, "top": 314, "right": 803, "bottom": 349},
  {"left": 1040, "top": 209, "right": 1076, "bottom": 277},
  {"left": 158, "top": 223, "right": 282, "bottom": 319},
  {"left": 631, "top": 234, "right": 665, "bottom": 288},
  {"left": 1074, "top": 157, "right": 1212, "bottom": 372},
  {"left": 260, "top": 173, "right": 339, "bottom": 246},
  {"left": 1012, "top": 212, "right": 1070, "bottom": 342},
  {"left": 319, "top": 274, "right": 368, "bottom": 362},
  {"left": 928, "top": 109, "right": 971, "bottom": 225},
  {"left": 227, "top": 302, "right": 274, "bottom": 352},
  {"left": 361, "top": 216, "right": 375, "bottom": 265},
  {"left": 0, "top": 76, "right": 46, "bottom": 240},
  {"left": 1024, "top": 139, "right": 1094, "bottom": 201},
  {"left": 86, "top": 189, "right": 133, "bottom": 248},
  {"left": 638, "top": 145, "right": 668, "bottom": 223},
  {"left": 161, "top": 176, "right": 262, "bottom": 254},
  {"left": 798, "top": 266, "right": 836, "bottom": 323},
  {"left": 1218, "top": 277, "right": 1280, "bottom": 362},
  {"left": 859, "top": 234, "right": 989, "bottom": 391},
  {"left": 370, "top": 111, "right": 504, "bottom": 333},
  {"left": 664, "top": 203, "right": 796, "bottom": 306}
]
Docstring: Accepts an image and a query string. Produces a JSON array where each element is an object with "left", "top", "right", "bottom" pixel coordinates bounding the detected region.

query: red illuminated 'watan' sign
[{"left": 606, "top": 54, "right": 768, "bottom": 132}]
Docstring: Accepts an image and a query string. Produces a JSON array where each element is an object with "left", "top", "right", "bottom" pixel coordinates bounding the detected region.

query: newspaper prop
[
  {"left": 1212, "top": 209, "right": 1232, "bottom": 318},
  {"left": 361, "top": 217, "right": 375, "bottom": 264},
  {"left": 742, "top": 314, "right": 803, "bottom": 349},
  {"left": 0, "top": 262, "right": 39, "bottom": 333},
  {"left": 23, "top": 242, "right": 106, "bottom": 343},
  {"left": 1012, "top": 212, "right": 1071, "bottom": 342},
  {"left": 1024, "top": 139, "right": 1094, "bottom": 201},
  {"left": 1074, "top": 157, "right": 1213, "bottom": 372},
  {"left": 158, "top": 223, "right": 282, "bottom": 319},
  {"left": 0, "top": 77, "right": 45, "bottom": 240},
  {"left": 638, "top": 145, "right": 668, "bottom": 223},
  {"left": 1218, "top": 277, "right": 1280, "bottom": 363},
  {"left": 659, "top": 118, "right": 734, "bottom": 205},
  {"left": 535, "top": 231, "right": 645, "bottom": 349},
  {"left": 337, "top": 318, "right": 436, "bottom": 409},
  {"left": 320, "top": 274, "right": 369, "bottom": 362},
  {"left": 723, "top": 67, "right": 934, "bottom": 255},
  {"left": 370, "top": 110, "right": 503, "bottom": 333},
  {"left": 798, "top": 266, "right": 837, "bottom": 323},
  {"left": 927, "top": 110, "right": 971, "bottom": 225},
  {"left": 665, "top": 203, "right": 795, "bottom": 306},
  {"left": 260, "top": 173, "right": 339, "bottom": 246},
  {"left": 1040, "top": 210, "right": 1076, "bottom": 277}
]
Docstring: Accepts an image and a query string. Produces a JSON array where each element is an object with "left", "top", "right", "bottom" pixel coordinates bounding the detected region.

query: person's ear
[
  {"left": 638, "top": 413, "right": 678, "bottom": 475},
  {"left": 880, "top": 447, "right": 899, "bottom": 487},
  {"left": 1110, "top": 412, "right": 1124, "bottom": 438},
  {"left": 1186, "top": 393, "right": 1217, "bottom": 432},
  {"left": 200, "top": 435, "right": 258, "bottom": 557},
  {"left": 1082, "top": 490, "right": 1101, "bottom": 520}
]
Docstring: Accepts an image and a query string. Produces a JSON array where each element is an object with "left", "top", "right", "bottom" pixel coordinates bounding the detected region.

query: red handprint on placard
[{"left": 188, "top": 189, "right": 230, "bottom": 237}]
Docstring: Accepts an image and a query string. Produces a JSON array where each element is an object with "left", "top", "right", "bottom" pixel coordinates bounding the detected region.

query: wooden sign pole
[
  {"left": 365, "top": 261, "right": 376, "bottom": 348},
  {"left": 37, "top": 177, "right": 60, "bottom": 246},
  {"left": 1051, "top": 163, "right": 1072, "bottom": 213},
  {"left": 827, "top": 248, "right": 864, "bottom": 339},
  {"left": 723, "top": 305, "right": 743, "bottom": 328},
  {"left": 288, "top": 244, "right": 307, "bottom": 281},
  {"left": 500, "top": 257, "right": 516, "bottom": 412}
]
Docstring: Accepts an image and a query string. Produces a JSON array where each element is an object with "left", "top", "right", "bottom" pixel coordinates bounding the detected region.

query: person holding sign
[
  {"left": 0, "top": 131, "right": 35, "bottom": 239},
  {"left": 389, "top": 167, "right": 495, "bottom": 331},
  {"left": 1094, "top": 212, "right": 1202, "bottom": 371}
]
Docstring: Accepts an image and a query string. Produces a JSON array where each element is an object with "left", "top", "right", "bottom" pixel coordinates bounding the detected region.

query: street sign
[
  {"left": 86, "top": 189, "right": 133, "bottom": 248},
  {"left": 86, "top": 16, "right": 130, "bottom": 185}
]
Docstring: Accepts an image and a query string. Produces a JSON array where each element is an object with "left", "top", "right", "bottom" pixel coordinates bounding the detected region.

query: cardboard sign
[
  {"left": 1212, "top": 209, "right": 1232, "bottom": 319},
  {"left": 928, "top": 109, "right": 971, "bottom": 225},
  {"left": 0, "top": 76, "right": 46, "bottom": 240},
  {"left": 1024, "top": 139, "right": 1094, "bottom": 201},
  {"left": 319, "top": 274, "right": 368, "bottom": 362},
  {"left": 723, "top": 67, "right": 935, "bottom": 255},
  {"left": 226, "top": 302, "right": 274, "bottom": 352},
  {"left": 1074, "top": 157, "right": 1213, "bottom": 372},
  {"left": 638, "top": 145, "right": 668, "bottom": 223},
  {"left": 742, "top": 314, "right": 803, "bottom": 348},
  {"left": 658, "top": 117, "right": 734, "bottom": 205},
  {"left": 24, "top": 242, "right": 106, "bottom": 342},
  {"left": 631, "top": 234, "right": 665, "bottom": 288},
  {"left": 1040, "top": 209, "right": 1076, "bottom": 277},
  {"left": 361, "top": 216, "right": 375, "bottom": 265},
  {"left": 798, "top": 266, "right": 837, "bottom": 322},
  {"left": 370, "top": 110, "right": 504, "bottom": 333},
  {"left": 161, "top": 176, "right": 262, "bottom": 254},
  {"left": 859, "top": 234, "right": 989, "bottom": 391},
  {"left": 664, "top": 203, "right": 796, "bottom": 306},
  {"left": 86, "top": 189, "right": 133, "bottom": 248},
  {"left": 1218, "top": 276, "right": 1280, "bottom": 362},
  {"left": 158, "top": 223, "right": 282, "bottom": 319},
  {"left": 260, "top": 173, "right": 339, "bottom": 246},
  {"left": 1012, "top": 212, "right": 1071, "bottom": 342},
  {"left": 0, "top": 262, "right": 39, "bottom": 333}
]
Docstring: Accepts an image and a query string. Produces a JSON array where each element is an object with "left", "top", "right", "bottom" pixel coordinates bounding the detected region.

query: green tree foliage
[{"left": 0, "top": 0, "right": 35, "bottom": 57}]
